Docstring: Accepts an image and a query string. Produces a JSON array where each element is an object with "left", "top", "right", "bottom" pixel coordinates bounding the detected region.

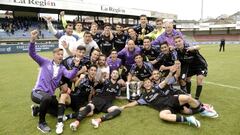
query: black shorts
[
  {"left": 69, "top": 93, "right": 89, "bottom": 112},
  {"left": 180, "top": 64, "right": 189, "bottom": 80},
  {"left": 60, "top": 76, "right": 73, "bottom": 88},
  {"left": 187, "top": 66, "right": 208, "bottom": 77},
  {"left": 155, "top": 95, "right": 183, "bottom": 114},
  {"left": 31, "top": 90, "right": 58, "bottom": 116},
  {"left": 169, "top": 88, "right": 187, "bottom": 95},
  {"left": 92, "top": 97, "right": 113, "bottom": 113}
]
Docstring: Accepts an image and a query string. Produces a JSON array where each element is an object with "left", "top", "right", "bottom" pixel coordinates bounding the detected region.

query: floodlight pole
[{"left": 201, "top": 0, "right": 204, "bottom": 22}]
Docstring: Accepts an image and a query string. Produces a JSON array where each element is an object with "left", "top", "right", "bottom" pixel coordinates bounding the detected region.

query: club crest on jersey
[
  {"left": 106, "top": 88, "right": 117, "bottom": 93},
  {"left": 47, "top": 65, "right": 52, "bottom": 70}
]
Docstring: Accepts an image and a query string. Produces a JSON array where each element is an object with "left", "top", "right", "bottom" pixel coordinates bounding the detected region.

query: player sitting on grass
[
  {"left": 121, "top": 65, "right": 218, "bottom": 128},
  {"left": 69, "top": 70, "right": 123, "bottom": 131}
]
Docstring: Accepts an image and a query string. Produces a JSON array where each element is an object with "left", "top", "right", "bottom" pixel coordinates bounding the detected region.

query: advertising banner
[
  {"left": 0, "top": 0, "right": 151, "bottom": 16},
  {"left": 0, "top": 43, "right": 58, "bottom": 54}
]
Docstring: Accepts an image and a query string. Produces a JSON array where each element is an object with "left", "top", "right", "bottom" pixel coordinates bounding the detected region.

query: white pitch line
[{"left": 205, "top": 81, "right": 240, "bottom": 90}]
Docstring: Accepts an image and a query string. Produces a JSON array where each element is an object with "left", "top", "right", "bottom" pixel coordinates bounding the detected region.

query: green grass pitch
[{"left": 0, "top": 44, "right": 240, "bottom": 135}]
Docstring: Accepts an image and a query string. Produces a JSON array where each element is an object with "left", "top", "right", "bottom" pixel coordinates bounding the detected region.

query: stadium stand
[{"left": 0, "top": 29, "right": 55, "bottom": 40}]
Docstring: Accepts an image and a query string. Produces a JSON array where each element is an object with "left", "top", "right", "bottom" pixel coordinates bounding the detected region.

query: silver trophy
[
  {"left": 126, "top": 81, "right": 141, "bottom": 101},
  {"left": 130, "top": 82, "right": 138, "bottom": 100}
]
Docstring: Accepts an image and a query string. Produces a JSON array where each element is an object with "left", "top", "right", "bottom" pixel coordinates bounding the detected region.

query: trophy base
[{"left": 128, "top": 95, "right": 140, "bottom": 102}]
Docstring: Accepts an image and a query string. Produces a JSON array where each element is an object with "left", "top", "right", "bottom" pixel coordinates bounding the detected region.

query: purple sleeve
[
  {"left": 117, "top": 48, "right": 125, "bottom": 57},
  {"left": 63, "top": 67, "right": 78, "bottom": 79},
  {"left": 172, "top": 50, "right": 178, "bottom": 60},
  {"left": 136, "top": 46, "right": 141, "bottom": 54},
  {"left": 28, "top": 42, "right": 46, "bottom": 66},
  {"left": 155, "top": 53, "right": 164, "bottom": 62},
  {"left": 119, "top": 59, "right": 122, "bottom": 65},
  {"left": 129, "top": 65, "right": 136, "bottom": 75},
  {"left": 106, "top": 57, "right": 111, "bottom": 64},
  {"left": 176, "top": 30, "right": 183, "bottom": 37},
  {"left": 151, "top": 34, "right": 165, "bottom": 45},
  {"left": 165, "top": 76, "right": 177, "bottom": 85},
  {"left": 137, "top": 98, "right": 147, "bottom": 105}
]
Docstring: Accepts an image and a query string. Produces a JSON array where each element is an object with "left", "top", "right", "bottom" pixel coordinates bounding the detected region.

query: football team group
[{"left": 29, "top": 13, "right": 218, "bottom": 134}]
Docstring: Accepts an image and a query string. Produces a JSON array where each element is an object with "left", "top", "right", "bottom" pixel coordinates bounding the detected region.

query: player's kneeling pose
[
  {"left": 55, "top": 65, "right": 97, "bottom": 134},
  {"left": 55, "top": 84, "right": 71, "bottom": 134},
  {"left": 29, "top": 30, "right": 80, "bottom": 133}
]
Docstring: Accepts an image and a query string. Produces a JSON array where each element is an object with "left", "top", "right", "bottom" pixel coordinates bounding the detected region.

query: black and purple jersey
[
  {"left": 129, "top": 62, "right": 153, "bottom": 81},
  {"left": 94, "top": 79, "right": 121, "bottom": 102},
  {"left": 113, "top": 32, "right": 128, "bottom": 52}
]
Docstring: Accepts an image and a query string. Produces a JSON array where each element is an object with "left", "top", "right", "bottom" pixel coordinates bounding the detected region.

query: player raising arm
[{"left": 29, "top": 30, "right": 80, "bottom": 133}]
